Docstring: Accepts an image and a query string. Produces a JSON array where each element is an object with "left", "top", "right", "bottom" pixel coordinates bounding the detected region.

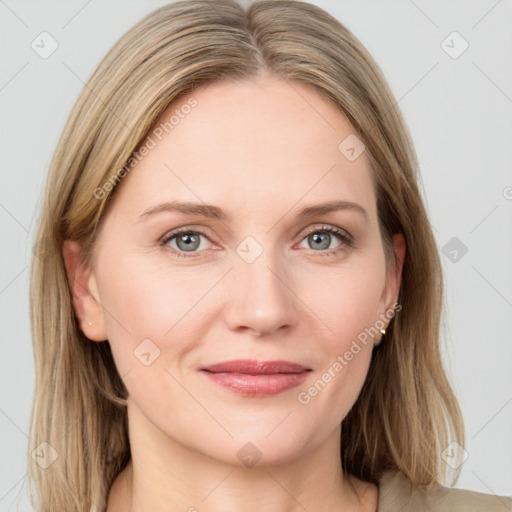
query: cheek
[
  {"left": 302, "top": 254, "right": 386, "bottom": 344},
  {"left": 95, "top": 253, "right": 222, "bottom": 366},
  {"left": 295, "top": 259, "right": 384, "bottom": 414}
]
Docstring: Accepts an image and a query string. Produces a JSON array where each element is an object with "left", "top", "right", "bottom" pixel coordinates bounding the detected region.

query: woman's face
[{"left": 69, "top": 73, "right": 404, "bottom": 467}]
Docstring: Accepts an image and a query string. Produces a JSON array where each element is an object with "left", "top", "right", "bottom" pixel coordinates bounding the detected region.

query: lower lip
[{"left": 201, "top": 371, "right": 310, "bottom": 397}]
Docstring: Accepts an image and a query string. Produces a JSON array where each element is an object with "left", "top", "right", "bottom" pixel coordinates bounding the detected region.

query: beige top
[{"left": 378, "top": 470, "right": 512, "bottom": 511}]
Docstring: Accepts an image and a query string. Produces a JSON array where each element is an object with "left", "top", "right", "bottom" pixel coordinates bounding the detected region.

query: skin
[{"left": 63, "top": 72, "right": 405, "bottom": 512}]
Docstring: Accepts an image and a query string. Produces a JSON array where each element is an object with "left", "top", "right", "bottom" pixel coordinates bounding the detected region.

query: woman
[{"left": 28, "top": 1, "right": 511, "bottom": 511}]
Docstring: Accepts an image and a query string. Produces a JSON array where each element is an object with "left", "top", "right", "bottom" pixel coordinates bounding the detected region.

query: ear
[
  {"left": 62, "top": 240, "right": 108, "bottom": 342},
  {"left": 382, "top": 232, "right": 406, "bottom": 313}
]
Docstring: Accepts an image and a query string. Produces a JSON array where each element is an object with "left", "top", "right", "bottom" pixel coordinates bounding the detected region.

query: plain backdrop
[{"left": 1, "top": 0, "right": 511, "bottom": 510}]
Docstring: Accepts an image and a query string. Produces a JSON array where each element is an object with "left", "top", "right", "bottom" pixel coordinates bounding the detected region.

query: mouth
[{"left": 200, "top": 360, "right": 312, "bottom": 397}]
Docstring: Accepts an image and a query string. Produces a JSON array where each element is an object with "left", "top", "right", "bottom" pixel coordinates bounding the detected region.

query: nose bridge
[{"left": 224, "top": 236, "right": 295, "bottom": 335}]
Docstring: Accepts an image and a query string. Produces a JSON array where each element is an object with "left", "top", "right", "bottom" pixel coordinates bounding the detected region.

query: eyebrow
[{"left": 138, "top": 200, "right": 368, "bottom": 222}]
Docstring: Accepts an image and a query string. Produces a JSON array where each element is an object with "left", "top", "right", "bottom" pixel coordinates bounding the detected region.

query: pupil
[
  {"left": 178, "top": 233, "right": 199, "bottom": 251},
  {"left": 311, "top": 232, "right": 329, "bottom": 250}
]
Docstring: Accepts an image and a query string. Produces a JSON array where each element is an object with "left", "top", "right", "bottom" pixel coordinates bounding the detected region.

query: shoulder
[{"left": 377, "top": 469, "right": 512, "bottom": 512}]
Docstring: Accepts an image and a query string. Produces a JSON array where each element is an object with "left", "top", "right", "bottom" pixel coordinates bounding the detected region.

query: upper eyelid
[
  {"left": 301, "top": 224, "right": 351, "bottom": 238},
  {"left": 161, "top": 224, "right": 352, "bottom": 246},
  {"left": 161, "top": 226, "right": 215, "bottom": 244}
]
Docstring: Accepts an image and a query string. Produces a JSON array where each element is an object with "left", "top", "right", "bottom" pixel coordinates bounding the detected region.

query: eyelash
[{"left": 160, "top": 225, "right": 354, "bottom": 259}]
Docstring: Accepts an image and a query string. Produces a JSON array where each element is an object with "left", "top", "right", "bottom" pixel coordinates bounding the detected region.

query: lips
[
  {"left": 200, "top": 360, "right": 312, "bottom": 397},
  {"left": 201, "top": 359, "right": 310, "bottom": 374}
]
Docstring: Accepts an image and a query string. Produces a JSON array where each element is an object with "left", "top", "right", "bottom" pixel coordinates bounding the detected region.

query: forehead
[{"left": 107, "top": 75, "right": 376, "bottom": 222}]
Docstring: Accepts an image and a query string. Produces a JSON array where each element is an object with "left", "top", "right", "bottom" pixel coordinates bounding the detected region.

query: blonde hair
[{"left": 28, "top": 0, "right": 464, "bottom": 510}]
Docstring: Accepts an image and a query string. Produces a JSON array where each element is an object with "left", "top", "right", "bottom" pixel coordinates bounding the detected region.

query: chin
[{"left": 197, "top": 428, "right": 315, "bottom": 469}]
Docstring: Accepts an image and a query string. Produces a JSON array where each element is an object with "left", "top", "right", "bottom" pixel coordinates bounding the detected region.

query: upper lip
[{"left": 201, "top": 360, "right": 311, "bottom": 374}]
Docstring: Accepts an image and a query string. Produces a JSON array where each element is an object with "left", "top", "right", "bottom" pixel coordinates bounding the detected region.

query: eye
[
  {"left": 161, "top": 228, "right": 213, "bottom": 258},
  {"left": 297, "top": 225, "right": 353, "bottom": 257},
  {"left": 160, "top": 224, "right": 354, "bottom": 259}
]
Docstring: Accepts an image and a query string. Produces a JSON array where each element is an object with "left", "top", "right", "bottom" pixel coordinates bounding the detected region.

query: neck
[{"left": 106, "top": 400, "right": 377, "bottom": 512}]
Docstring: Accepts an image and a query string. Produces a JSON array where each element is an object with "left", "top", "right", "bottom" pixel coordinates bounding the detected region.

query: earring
[{"left": 374, "top": 327, "right": 386, "bottom": 348}]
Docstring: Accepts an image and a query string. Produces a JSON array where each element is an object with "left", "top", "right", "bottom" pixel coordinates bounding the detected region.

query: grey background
[{"left": 1, "top": 0, "right": 511, "bottom": 509}]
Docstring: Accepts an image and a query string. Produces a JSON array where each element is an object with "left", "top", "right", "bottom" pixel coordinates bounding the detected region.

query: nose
[{"left": 222, "top": 249, "right": 297, "bottom": 337}]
